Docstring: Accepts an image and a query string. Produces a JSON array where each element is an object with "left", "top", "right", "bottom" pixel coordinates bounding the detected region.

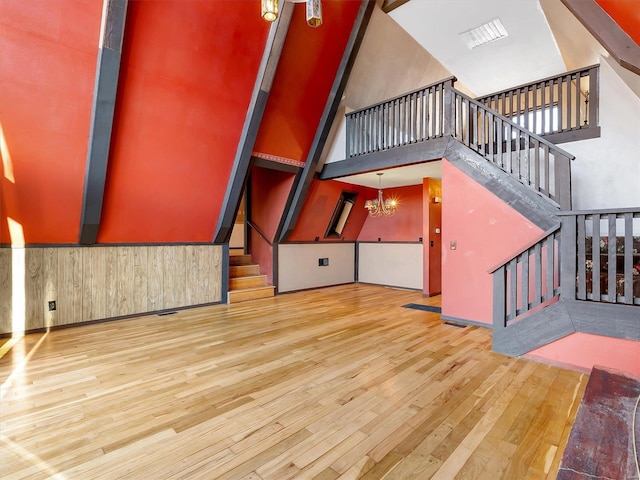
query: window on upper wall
[{"left": 325, "top": 191, "right": 358, "bottom": 238}]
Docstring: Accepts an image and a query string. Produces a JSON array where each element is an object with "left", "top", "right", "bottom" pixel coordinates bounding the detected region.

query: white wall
[
  {"left": 358, "top": 243, "right": 423, "bottom": 290},
  {"left": 561, "top": 59, "right": 640, "bottom": 210},
  {"left": 278, "top": 243, "right": 355, "bottom": 293},
  {"left": 323, "top": 113, "right": 347, "bottom": 165}
]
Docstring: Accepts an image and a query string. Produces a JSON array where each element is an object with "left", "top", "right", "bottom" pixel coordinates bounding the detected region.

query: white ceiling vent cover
[{"left": 460, "top": 18, "right": 508, "bottom": 50}]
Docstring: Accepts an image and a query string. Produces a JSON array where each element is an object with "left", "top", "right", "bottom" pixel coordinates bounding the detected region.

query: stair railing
[
  {"left": 490, "top": 226, "right": 562, "bottom": 328},
  {"left": 344, "top": 78, "right": 575, "bottom": 210},
  {"left": 345, "top": 77, "right": 456, "bottom": 158},
  {"left": 448, "top": 88, "right": 574, "bottom": 210},
  {"left": 559, "top": 208, "right": 640, "bottom": 306},
  {"left": 476, "top": 65, "right": 599, "bottom": 138},
  {"left": 247, "top": 220, "right": 273, "bottom": 246}
]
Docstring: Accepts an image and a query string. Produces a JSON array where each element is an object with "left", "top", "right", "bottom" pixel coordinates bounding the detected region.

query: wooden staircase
[{"left": 228, "top": 254, "right": 275, "bottom": 303}]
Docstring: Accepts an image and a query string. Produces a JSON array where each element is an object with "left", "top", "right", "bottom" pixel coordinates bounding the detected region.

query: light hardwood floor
[{"left": 0, "top": 284, "right": 588, "bottom": 479}]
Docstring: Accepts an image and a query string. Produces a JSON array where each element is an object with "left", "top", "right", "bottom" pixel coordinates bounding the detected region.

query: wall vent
[{"left": 460, "top": 18, "right": 508, "bottom": 50}]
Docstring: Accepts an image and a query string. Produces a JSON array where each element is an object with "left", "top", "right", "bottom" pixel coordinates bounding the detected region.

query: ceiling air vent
[{"left": 460, "top": 18, "right": 508, "bottom": 50}]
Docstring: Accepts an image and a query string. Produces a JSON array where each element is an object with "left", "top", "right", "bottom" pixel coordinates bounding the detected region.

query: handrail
[
  {"left": 488, "top": 224, "right": 561, "bottom": 274},
  {"left": 451, "top": 88, "right": 575, "bottom": 159},
  {"left": 558, "top": 207, "right": 640, "bottom": 216},
  {"left": 449, "top": 87, "right": 573, "bottom": 209},
  {"left": 476, "top": 64, "right": 598, "bottom": 102},
  {"left": 345, "top": 78, "right": 456, "bottom": 158},
  {"left": 476, "top": 65, "right": 599, "bottom": 137},
  {"left": 344, "top": 76, "right": 577, "bottom": 209},
  {"left": 347, "top": 76, "right": 457, "bottom": 117},
  {"left": 492, "top": 226, "right": 562, "bottom": 328},
  {"left": 246, "top": 220, "right": 272, "bottom": 247}
]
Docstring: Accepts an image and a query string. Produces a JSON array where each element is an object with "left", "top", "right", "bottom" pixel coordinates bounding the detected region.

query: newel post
[
  {"left": 556, "top": 154, "right": 572, "bottom": 211},
  {"left": 559, "top": 215, "right": 576, "bottom": 301},
  {"left": 345, "top": 112, "right": 353, "bottom": 158},
  {"left": 492, "top": 266, "right": 507, "bottom": 330},
  {"left": 443, "top": 79, "right": 455, "bottom": 137}
]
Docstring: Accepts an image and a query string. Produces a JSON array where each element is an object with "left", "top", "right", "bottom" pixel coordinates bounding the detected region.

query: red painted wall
[
  {"left": 249, "top": 166, "right": 295, "bottom": 284},
  {"left": 423, "top": 179, "right": 442, "bottom": 296},
  {"left": 358, "top": 184, "right": 423, "bottom": 242},
  {"left": 441, "top": 160, "right": 543, "bottom": 324},
  {"left": 97, "top": 1, "right": 269, "bottom": 243},
  {"left": 287, "top": 179, "right": 371, "bottom": 242},
  {"left": 526, "top": 332, "right": 640, "bottom": 376},
  {"left": 596, "top": 0, "right": 640, "bottom": 45},
  {"left": 0, "top": 0, "right": 102, "bottom": 244},
  {"left": 253, "top": 2, "right": 361, "bottom": 163}
]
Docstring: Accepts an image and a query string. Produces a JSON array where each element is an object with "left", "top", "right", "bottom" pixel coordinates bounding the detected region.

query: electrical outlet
[
  {"left": 450, "top": 240, "right": 457, "bottom": 250},
  {"left": 48, "top": 300, "right": 56, "bottom": 311}
]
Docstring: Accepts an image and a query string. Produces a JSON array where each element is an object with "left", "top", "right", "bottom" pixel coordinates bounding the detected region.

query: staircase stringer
[{"left": 444, "top": 138, "right": 561, "bottom": 231}]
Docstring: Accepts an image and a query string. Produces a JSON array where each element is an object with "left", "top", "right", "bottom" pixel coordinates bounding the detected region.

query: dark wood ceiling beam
[
  {"left": 278, "top": 0, "right": 376, "bottom": 243},
  {"left": 79, "top": 0, "right": 128, "bottom": 245},
  {"left": 561, "top": 0, "right": 640, "bottom": 75},
  {"left": 213, "top": 4, "right": 294, "bottom": 244}
]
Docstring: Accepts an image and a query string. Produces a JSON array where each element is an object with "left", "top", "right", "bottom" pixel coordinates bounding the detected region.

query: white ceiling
[
  {"left": 331, "top": 0, "right": 569, "bottom": 189},
  {"left": 334, "top": 161, "right": 442, "bottom": 190},
  {"left": 389, "top": 0, "right": 567, "bottom": 97}
]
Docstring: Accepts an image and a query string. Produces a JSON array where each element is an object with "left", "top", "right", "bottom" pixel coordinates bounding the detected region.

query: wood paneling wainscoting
[{"left": 0, "top": 245, "right": 223, "bottom": 335}]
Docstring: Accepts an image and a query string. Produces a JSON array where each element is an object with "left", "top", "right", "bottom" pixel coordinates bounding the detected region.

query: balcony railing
[
  {"left": 345, "top": 77, "right": 574, "bottom": 210},
  {"left": 560, "top": 208, "right": 640, "bottom": 305},
  {"left": 476, "top": 65, "right": 599, "bottom": 139},
  {"left": 345, "top": 77, "right": 455, "bottom": 158}
]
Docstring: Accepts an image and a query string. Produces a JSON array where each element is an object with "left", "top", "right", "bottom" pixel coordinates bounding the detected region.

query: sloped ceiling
[
  {"left": 388, "top": 0, "right": 567, "bottom": 97},
  {"left": 329, "top": 0, "right": 639, "bottom": 190}
]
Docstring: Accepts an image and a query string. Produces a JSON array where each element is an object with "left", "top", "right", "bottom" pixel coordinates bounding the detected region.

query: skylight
[{"left": 460, "top": 18, "right": 508, "bottom": 50}]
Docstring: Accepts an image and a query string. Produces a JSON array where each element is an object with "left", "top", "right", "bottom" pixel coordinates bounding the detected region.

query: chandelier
[
  {"left": 261, "top": 0, "right": 322, "bottom": 27},
  {"left": 365, "top": 173, "right": 398, "bottom": 218}
]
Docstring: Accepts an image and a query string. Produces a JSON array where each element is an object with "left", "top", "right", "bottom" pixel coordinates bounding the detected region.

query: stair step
[
  {"left": 228, "top": 286, "right": 275, "bottom": 303},
  {"left": 229, "top": 254, "right": 252, "bottom": 266},
  {"left": 229, "top": 275, "right": 268, "bottom": 290},
  {"left": 230, "top": 264, "right": 260, "bottom": 277}
]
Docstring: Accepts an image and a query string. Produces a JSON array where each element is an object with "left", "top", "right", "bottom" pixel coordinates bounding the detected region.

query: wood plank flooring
[{"left": 0, "top": 284, "right": 588, "bottom": 479}]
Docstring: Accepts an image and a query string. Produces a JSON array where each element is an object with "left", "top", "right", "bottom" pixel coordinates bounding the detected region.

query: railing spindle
[
  {"left": 577, "top": 215, "right": 587, "bottom": 300},
  {"left": 608, "top": 214, "right": 617, "bottom": 302},
  {"left": 592, "top": 214, "right": 601, "bottom": 301},
  {"left": 624, "top": 213, "right": 634, "bottom": 304}
]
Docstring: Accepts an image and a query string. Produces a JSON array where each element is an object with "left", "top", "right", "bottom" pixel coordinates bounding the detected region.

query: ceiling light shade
[
  {"left": 365, "top": 173, "right": 398, "bottom": 218},
  {"left": 460, "top": 18, "right": 508, "bottom": 49},
  {"left": 262, "top": 0, "right": 278, "bottom": 22},
  {"left": 306, "top": 0, "right": 322, "bottom": 28}
]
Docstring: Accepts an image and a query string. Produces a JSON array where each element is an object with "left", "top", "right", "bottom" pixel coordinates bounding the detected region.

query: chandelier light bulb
[
  {"left": 261, "top": 0, "right": 278, "bottom": 22},
  {"left": 364, "top": 173, "right": 398, "bottom": 218}
]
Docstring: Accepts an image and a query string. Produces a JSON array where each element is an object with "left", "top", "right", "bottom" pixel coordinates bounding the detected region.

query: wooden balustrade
[
  {"left": 345, "top": 77, "right": 455, "bottom": 158},
  {"left": 450, "top": 89, "right": 574, "bottom": 210},
  {"left": 491, "top": 227, "right": 561, "bottom": 328},
  {"left": 476, "top": 65, "right": 599, "bottom": 137},
  {"left": 560, "top": 208, "right": 640, "bottom": 305},
  {"left": 345, "top": 78, "right": 574, "bottom": 210}
]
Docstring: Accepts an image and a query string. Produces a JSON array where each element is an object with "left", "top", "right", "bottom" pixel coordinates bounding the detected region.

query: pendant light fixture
[
  {"left": 261, "top": 0, "right": 278, "bottom": 22},
  {"left": 261, "top": 0, "right": 322, "bottom": 27},
  {"left": 306, "top": 0, "right": 322, "bottom": 27},
  {"left": 364, "top": 173, "right": 398, "bottom": 218}
]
